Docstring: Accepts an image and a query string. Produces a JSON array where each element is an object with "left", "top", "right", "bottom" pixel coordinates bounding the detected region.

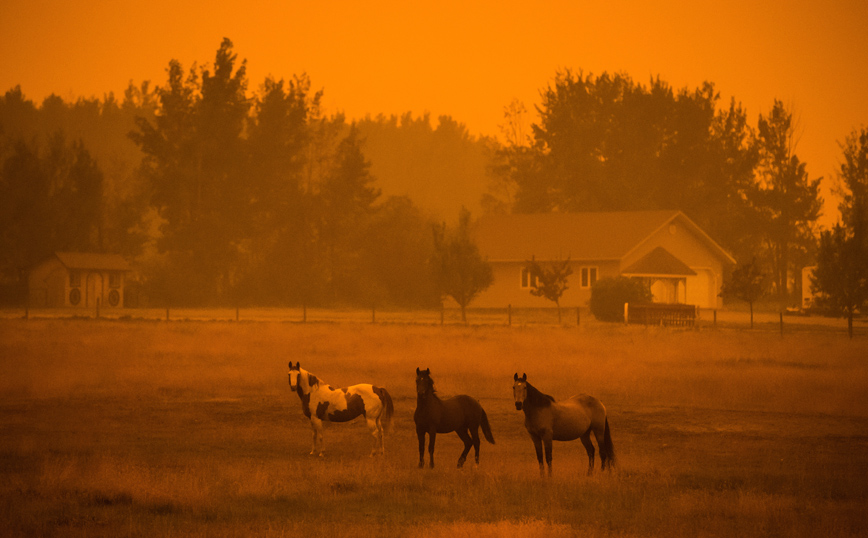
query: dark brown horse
[
  {"left": 414, "top": 368, "right": 495, "bottom": 469},
  {"left": 513, "top": 373, "right": 614, "bottom": 477}
]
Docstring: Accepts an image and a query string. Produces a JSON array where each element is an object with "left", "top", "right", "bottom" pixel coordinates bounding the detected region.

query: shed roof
[
  {"left": 473, "top": 210, "right": 734, "bottom": 264},
  {"left": 621, "top": 246, "right": 697, "bottom": 277},
  {"left": 54, "top": 252, "right": 131, "bottom": 271}
]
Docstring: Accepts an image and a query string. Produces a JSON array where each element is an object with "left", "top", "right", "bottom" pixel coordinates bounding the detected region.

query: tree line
[{"left": 1, "top": 41, "right": 865, "bottom": 316}]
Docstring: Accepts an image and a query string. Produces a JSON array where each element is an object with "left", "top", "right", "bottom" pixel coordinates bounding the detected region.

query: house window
[
  {"left": 109, "top": 272, "right": 121, "bottom": 288},
  {"left": 580, "top": 267, "right": 598, "bottom": 289},
  {"left": 69, "top": 271, "right": 81, "bottom": 287},
  {"left": 520, "top": 267, "right": 538, "bottom": 289}
]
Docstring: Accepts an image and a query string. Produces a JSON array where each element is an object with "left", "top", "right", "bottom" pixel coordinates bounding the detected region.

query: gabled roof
[
  {"left": 473, "top": 210, "right": 735, "bottom": 264},
  {"left": 622, "top": 247, "right": 696, "bottom": 277},
  {"left": 54, "top": 252, "right": 131, "bottom": 272}
]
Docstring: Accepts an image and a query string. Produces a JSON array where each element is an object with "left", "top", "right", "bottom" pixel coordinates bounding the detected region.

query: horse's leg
[
  {"left": 530, "top": 433, "right": 545, "bottom": 477},
  {"left": 416, "top": 426, "right": 426, "bottom": 468},
  {"left": 366, "top": 417, "right": 382, "bottom": 456},
  {"left": 456, "top": 428, "right": 473, "bottom": 468},
  {"left": 543, "top": 432, "right": 553, "bottom": 477},
  {"left": 309, "top": 421, "right": 317, "bottom": 456},
  {"left": 470, "top": 425, "right": 481, "bottom": 465},
  {"left": 427, "top": 430, "right": 437, "bottom": 469},
  {"left": 311, "top": 417, "right": 324, "bottom": 457},
  {"left": 592, "top": 421, "right": 610, "bottom": 471},
  {"left": 580, "top": 431, "right": 595, "bottom": 476}
]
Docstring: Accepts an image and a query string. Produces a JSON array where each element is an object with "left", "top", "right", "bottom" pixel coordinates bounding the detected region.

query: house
[
  {"left": 28, "top": 252, "right": 131, "bottom": 308},
  {"left": 472, "top": 211, "right": 736, "bottom": 309}
]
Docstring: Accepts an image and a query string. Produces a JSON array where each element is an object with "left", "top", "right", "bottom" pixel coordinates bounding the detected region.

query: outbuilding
[{"left": 28, "top": 252, "right": 131, "bottom": 309}]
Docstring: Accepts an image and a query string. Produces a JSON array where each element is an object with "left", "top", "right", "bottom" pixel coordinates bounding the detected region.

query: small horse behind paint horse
[
  {"left": 513, "top": 373, "right": 615, "bottom": 477},
  {"left": 288, "top": 362, "right": 394, "bottom": 457},
  {"left": 414, "top": 368, "right": 495, "bottom": 469}
]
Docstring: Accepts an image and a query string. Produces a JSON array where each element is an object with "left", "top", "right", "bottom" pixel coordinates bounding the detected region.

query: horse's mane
[
  {"left": 420, "top": 374, "right": 437, "bottom": 394},
  {"left": 526, "top": 382, "right": 555, "bottom": 407}
]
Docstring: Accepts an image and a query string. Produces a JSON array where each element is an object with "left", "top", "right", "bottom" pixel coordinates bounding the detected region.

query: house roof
[
  {"left": 473, "top": 210, "right": 735, "bottom": 265},
  {"left": 621, "top": 246, "right": 697, "bottom": 277},
  {"left": 54, "top": 252, "right": 131, "bottom": 272}
]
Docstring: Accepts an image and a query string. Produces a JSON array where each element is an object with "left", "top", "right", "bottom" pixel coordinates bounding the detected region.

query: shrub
[{"left": 590, "top": 277, "right": 652, "bottom": 322}]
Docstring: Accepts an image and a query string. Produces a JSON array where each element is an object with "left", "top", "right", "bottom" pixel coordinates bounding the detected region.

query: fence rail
[
  {"left": 627, "top": 303, "right": 697, "bottom": 327},
  {"left": 0, "top": 305, "right": 865, "bottom": 337}
]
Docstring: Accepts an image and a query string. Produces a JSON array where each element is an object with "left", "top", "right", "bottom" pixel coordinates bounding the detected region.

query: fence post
[
  {"left": 780, "top": 311, "right": 784, "bottom": 337},
  {"left": 624, "top": 303, "right": 629, "bottom": 324},
  {"left": 576, "top": 307, "right": 580, "bottom": 327}
]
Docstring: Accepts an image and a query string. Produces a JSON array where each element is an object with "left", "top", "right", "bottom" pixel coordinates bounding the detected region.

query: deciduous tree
[
  {"left": 525, "top": 256, "right": 573, "bottom": 323},
  {"left": 432, "top": 209, "right": 493, "bottom": 324}
]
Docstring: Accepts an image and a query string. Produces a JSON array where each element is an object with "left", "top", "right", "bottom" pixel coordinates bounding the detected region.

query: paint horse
[
  {"left": 414, "top": 368, "right": 495, "bottom": 469},
  {"left": 288, "top": 362, "right": 394, "bottom": 457},
  {"left": 513, "top": 373, "right": 614, "bottom": 477}
]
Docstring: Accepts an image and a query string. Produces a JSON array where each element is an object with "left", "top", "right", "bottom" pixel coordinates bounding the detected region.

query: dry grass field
[{"left": 1, "top": 315, "right": 867, "bottom": 537}]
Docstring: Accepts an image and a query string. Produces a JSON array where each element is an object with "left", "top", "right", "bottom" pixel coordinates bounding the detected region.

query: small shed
[{"left": 28, "top": 252, "right": 131, "bottom": 308}]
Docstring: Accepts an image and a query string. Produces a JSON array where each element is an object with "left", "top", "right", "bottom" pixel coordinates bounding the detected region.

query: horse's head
[
  {"left": 513, "top": 373, "right": 528, "bottom": 410},
  {"left": 288, "top": 361, "right": 301, "bottom": 390},
  {"left": 416, "top": 367, "right": 433, "bottom": 397}
]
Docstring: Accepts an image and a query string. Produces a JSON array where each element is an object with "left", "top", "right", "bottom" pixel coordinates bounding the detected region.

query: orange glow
[{"left": 2, "top": 0, "right": 866, "bottom": 225}]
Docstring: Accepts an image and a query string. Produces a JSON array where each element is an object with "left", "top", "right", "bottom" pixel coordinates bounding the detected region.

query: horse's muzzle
[{"left": 515, "top": 402, "right": 523, "bottom": 411}]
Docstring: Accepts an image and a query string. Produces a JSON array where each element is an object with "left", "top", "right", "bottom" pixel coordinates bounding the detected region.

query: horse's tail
[
  {"left": 376, "top": 387, "right": 394, "bottom": 431},
  {"left": 602, "top": 417, "right": 615, "bottom": 467},
  {"left": 480, "top": 408, "right": 495, "bottom": 444}
]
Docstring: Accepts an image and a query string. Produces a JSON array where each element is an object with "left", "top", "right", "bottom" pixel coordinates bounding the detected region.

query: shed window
[
  {"left": 580, "top": 267, "right": 598, "bottom": 288},
  {"left": 109, "top": 272, "right": 121, "bottom": 288},
  {"left": 69, "top": 271, "right": 81, "bottom": 287}
]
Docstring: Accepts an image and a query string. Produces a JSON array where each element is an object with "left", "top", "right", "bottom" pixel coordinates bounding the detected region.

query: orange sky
[{"left": 2, "top": 0, "right": 866, "bottom": 226}]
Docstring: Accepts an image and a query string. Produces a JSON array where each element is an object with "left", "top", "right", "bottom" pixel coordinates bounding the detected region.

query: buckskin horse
[
  {"left": 513, "top": 373, "right": 614, "bottom": 477},
  {"left": 288, "top": 362, "right": 393, "bottom": 457},
  {"left": 414, "top": 367, "right": 495, "bottom": 469}
]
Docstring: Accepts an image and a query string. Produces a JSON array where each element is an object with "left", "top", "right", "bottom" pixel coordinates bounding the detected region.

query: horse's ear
[
  {"left": 296, "top": 362, "right": 300, "bottom": 369},
  {"left": 416, "top": 367, "right": 421, "bottom": 375},
  {"left": 424, "top": 368, "right": 430, "bottom": 376},
  {"left": 514, "top": 373, "right": 519, "bottom": 381},
  {"left": 521, "top": 373, "right": 527, "bottom": 382}
]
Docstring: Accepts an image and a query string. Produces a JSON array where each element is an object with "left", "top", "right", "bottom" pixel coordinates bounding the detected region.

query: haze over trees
[
  {"left": 0, "top": 40, "right": 855, "bottom": 310},
  {"left": 489, "top": 70, "right": 824, "bottom": 305},
  {"left": 811, "top": 127, "right": 868, "bottom": 336}
]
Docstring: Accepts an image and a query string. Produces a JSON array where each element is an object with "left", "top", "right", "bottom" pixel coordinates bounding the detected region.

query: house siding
[
  {"left": 475, "top": 260, "right": 620, "bottom": 308},
  {"left": 622, "top": 220, "right": 725, "bottom": 309}
]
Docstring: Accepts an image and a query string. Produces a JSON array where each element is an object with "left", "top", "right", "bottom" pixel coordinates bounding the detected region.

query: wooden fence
[{"left": 627, "top": 303, "right": 697, "bottom": 327}]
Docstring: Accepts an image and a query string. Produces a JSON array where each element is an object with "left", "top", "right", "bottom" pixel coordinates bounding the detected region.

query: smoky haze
[{"left": 0, "top": 38, "right": 848, "bottom": 310}]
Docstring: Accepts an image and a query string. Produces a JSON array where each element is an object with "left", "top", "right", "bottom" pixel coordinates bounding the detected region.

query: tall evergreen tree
[{"left": 752, "top": 100, "right": 822, "bottom": 305}]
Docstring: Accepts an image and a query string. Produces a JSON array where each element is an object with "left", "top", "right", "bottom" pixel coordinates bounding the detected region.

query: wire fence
[{"left": 1, "top": 304, "right": 865, "bottom": 337}]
